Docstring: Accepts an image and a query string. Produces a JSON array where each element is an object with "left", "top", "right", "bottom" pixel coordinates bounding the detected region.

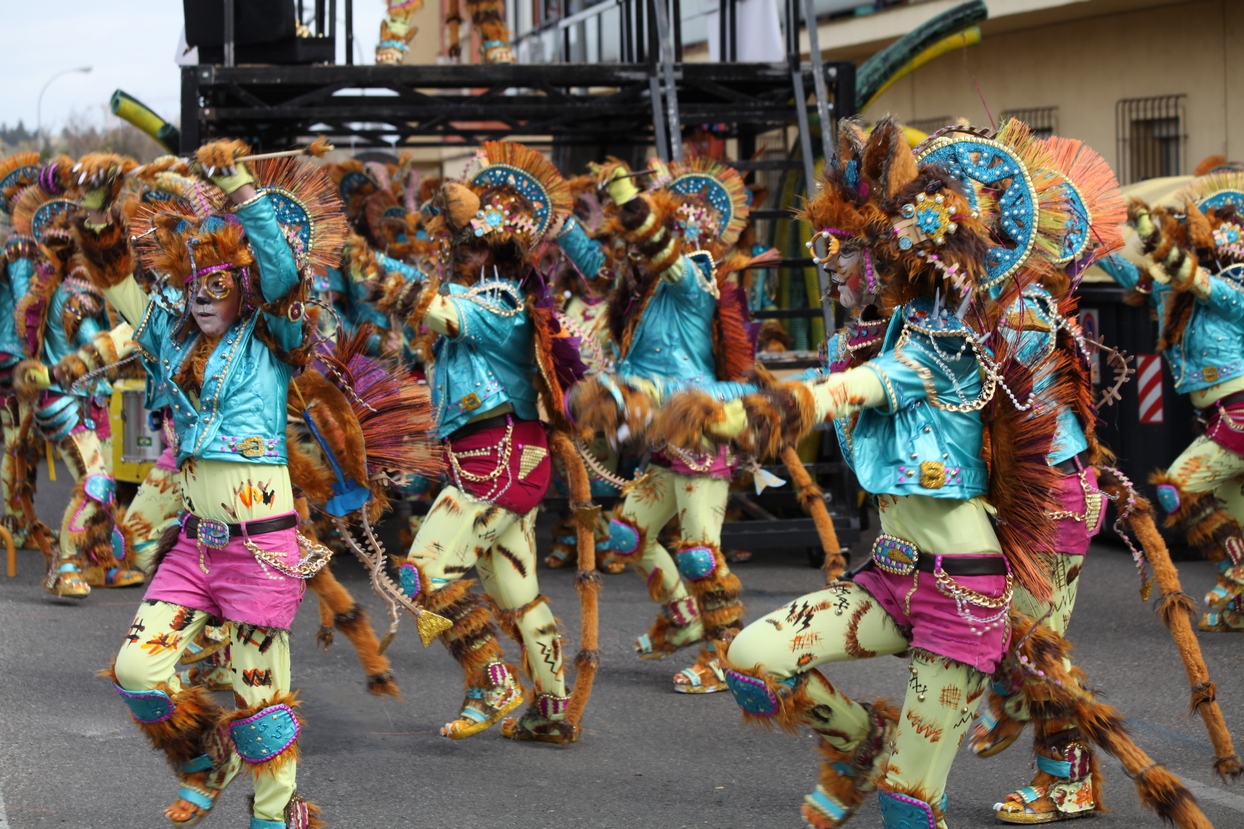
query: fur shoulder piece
[{"left": 69, "top": 205, "right": 134, "bottom": 290}]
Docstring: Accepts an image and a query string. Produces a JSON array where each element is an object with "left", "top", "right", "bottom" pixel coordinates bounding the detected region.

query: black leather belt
[
  {"left": 913, "top": 554, "right": 1009, "bottom": 576},
  {"left": 183, "top": 513, "right": 298, "bottom": 540},
  {"left": 1051, "top": 449, "right": 1091, "bottom": 476},
  {"left": 1210, "top": 391, "right": 1244, "bottom": 411},
  {"left": 449, "top": 412, "right": 531, "bottom": 441}
]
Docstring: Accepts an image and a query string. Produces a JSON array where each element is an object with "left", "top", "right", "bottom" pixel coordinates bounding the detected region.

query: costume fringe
[
  {"left": 104, "top": 665, "right": 225, "bottom": 769},
  {"left": 1011, "top": 613, "right": 1216, "bottom": 827},
  {"left": 307, "top": 567, "right": 400, "bottom": 699},
  {"left": 550, "top": 431, "right": 599, "bottom": 730},
  {"left": 477, "top": 141, "right": 572, "bottom": 225},
  {"left": 667, "top": 156, "right": 750, "bottom": 246},
  {"left": 980, "top": 331, "right": 1061, "bottom": 604},
  {"left": 1098, "top": 470, "right": 1243, "bottom": 779},
  {"left": 325, "top": 159, "right": 380, "bottom": 223},
  {"left": 68, "top": 206, "right": 134, "bottom": 289},
  {"left": 225, "top": 691, "right": 303, "bottom": 780},
  {"left": 419, "top": 578, "right": 510, "bottom": 682},
  {"left": 249, "top": 158, "right": 350, "bottom": 274},
  {"left": 0, "top": 151, "right": 40, "bottom": 208},
  {"left": 779, "top": 445, "right": 845, "bottom": 581},
  {"left": 655, "top": 389, "right": 725, "bottom": 453}
]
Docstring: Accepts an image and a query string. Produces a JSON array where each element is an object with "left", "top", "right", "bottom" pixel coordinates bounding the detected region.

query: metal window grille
[
  {"left": 1116, "top": 95, "right": 1186, "bottom": 185},
  {"left": 908, "top": 116, "right": 954, "bottom": 136},
  {"left": 1000, "top": 106, "right": 1057, "bottom": 139}
]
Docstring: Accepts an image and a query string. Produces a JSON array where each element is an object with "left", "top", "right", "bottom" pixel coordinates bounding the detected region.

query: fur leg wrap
[
  {"left": 419, "top": 578, "right": 510, "bottom": 678},
  {"left": 109, "top": 666, "right": 225, "bottom": 770},
  {"left": 675, "top": 540, "right": 743, "bottom": 644},
  {"left": 226, "top": 693, "right": 303, "bottom": 780},
  {"left": 801, "top": 698, "right": 902, "bottom": 829},
  {"left": 1150, "top": 472, "right": 1242, "bottom": 563},
  {"left": 308, "top": 567, "right": 398, "bottom": 698},
  {"left": 1011, "top": 613, "right": 1216, "bottom": 828}
]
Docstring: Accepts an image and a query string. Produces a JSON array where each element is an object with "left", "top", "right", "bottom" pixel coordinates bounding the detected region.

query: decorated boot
[
  {"left": 501, "top": 691, "right": 577, "bottom": 744},
  {"left": 803, "top": 702, "right": 900, "bottom": 828},
  {"left": 634, "top": 595, "right": 703, "bottom": 659},
  {"left": 248, "top": 793, "right": 323, "bottom": 829}
]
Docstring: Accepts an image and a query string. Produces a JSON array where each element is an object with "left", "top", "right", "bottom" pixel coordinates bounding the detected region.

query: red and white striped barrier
[{"left": 1137, "top": 355, "right": 1164, "bottom": 424}]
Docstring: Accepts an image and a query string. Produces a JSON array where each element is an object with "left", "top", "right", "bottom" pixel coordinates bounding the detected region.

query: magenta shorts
[
  {"left": 854, "top": 561, "right": 1011, "bottom": 674},
  {"left": 1052, "top": 467, "right": 1104, "bottom": 556},
  {"left": 1204, "top": 401, "right": 1244, "bottom": 457},
  {"left": 653, "top": 443, "right": 735, "bottom": 479},
  {"left": 144, "top": 513, "right": 306, "bottom": 629}
]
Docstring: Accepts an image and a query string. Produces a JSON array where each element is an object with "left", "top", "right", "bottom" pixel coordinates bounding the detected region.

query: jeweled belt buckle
[
  {"left": 872, "top": 533, "right": 919, "bottom": 576},
  {"left": 197, "top": 518, "right": 231, "bottom": 549}
]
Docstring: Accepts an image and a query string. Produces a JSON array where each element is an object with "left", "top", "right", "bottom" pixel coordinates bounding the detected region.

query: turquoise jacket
[
  {"left": 430, "top": 280, "right": 540, "bottom": 438},
  {"left": 556, "top": 218, "right": 605, "bottom": 279},
  {"left": 615, "top": 251, "right": 718, "bottom": 384},
  {"left": 1101, "top": 253, "right": 1244, "bottom": 394},
  {"left": 996, "top": 286, "right": 1088, "bottom": 465},
  {"left": 848, "top": 298, "right": 989, "bottom": 499},
  {"left": 133, "top": 196, "right": 303, "bottom": 466},
  {"left": 0, "top": 243, "right": 34, "bottom": 367}
]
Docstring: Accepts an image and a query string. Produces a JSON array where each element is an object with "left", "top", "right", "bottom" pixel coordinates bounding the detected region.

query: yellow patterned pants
[
  {"left": 612, "top": 464, "right": 737, "bottom": 649},
  {"left": 113, "top": 600, "right": 297, "bottom": 822},
  {"left": 407, "top": 485, "right": 566, "bottom": 698},
  {"left": 726, "top": 581, "right": 987, "bottom": 827},
  {"left": 124, "top": 464, "right": 183, "bottom": 572}
]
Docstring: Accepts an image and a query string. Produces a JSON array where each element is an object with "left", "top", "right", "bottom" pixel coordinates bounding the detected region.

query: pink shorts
[
  {"left": 154, "top": 445, "right": 178, "bottom": 472},
  {"left": 1203, "top": 401, "right": 1244, "bottom": 457},
  {"left": 144, "top": 513, "right": 306, "bottom": 629},
  {"left": 653, "top": 443, "right": 735, "bottom": 479},
  {"left": 1052, "top": 467, "right": 1104, "bottom": 556},
  {"left": 854, "top": 561, "right": 1011, "bottom": 674}
]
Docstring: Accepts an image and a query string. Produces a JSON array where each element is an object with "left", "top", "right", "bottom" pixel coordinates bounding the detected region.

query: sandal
[
  {"left": 673, "top": 653, "right": 727, "bottom": 694},
  {"left": 995, "top": 741, "right": 1097, "bottom": 824},
  {"left": 441, "top": 662, "right": 524, "bottom": 739},
  {"left": 44, "top": 561, "right": 90, "bottom": 599},
  {"left": 970, "top": 687, "right": 1027, "bottom": 758}
]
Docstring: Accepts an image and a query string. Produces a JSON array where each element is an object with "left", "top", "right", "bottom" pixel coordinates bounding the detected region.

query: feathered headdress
[
  {"left": 660, "top": 156, "right": 751, "bottom": 247},
  {"left": 802, "top": 117, "right": 992, "bottom": 307},
  {"left": 129, "top": 157, "right": 348, "bottom": 342},
  {"left": 11, "top": 184, "right": 77, "bottom": 247},
  {"left": 458, "top": 140, "right": 573, "bottom": 242},
  {"left": 915, "top": 119, "right": 1071, "bottom": 292},
  {"left": 0, "top": 152, "right": 42, "bottom": 217},
  {"left": 1043, "top": 137, "right": 1126, "bottom": 274},
  {"left": 326, "top": 159, "right": 381, "bottom": 226}
]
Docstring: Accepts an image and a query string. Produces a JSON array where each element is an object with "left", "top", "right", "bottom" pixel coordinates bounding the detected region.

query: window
[
  {"left": 1116, "top": 95, "right": 1186, "bottom": 184},
  {"left": 908, "top": 116, "right": 954, "bottom": 137},
  {"left": 1000, "top": 106, "right": 1057, "bottom": 139}
]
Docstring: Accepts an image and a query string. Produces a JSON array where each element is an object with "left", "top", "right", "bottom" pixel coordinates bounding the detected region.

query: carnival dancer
[
  {"left": 953, "top": 134, "right": 1126, "bottom": 823},
  {"left": 686, "top": 118, "right": 1215, "bottom": 829},
  {"left": 0, "top": 152, "right": 44, "bottom": 546},
  {"left": 72, "top": 139, "right": 347, "bottom": 828},
  {"left": 1101, "top": 169, "right": 1244, "bottom": 632},
  {"left": 11, "top": 176, "right": 146, "bottom": 596},
  {"left": 379, "top": 141, "right": 596, "bottom": 744},
  {"left": 570, "top": 156, "right": 756, "bottom": 694}
]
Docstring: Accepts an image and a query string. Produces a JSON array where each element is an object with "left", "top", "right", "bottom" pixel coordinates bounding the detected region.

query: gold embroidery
[
  {"left": 919, "top": 461, "right": 946, "bottom": 489},
  {"left": 518, "top": 445, "right": 548, "bottom": 479}
]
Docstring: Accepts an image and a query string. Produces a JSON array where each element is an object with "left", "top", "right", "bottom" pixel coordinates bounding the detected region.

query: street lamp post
[{"left": 36, "top": 66, "right": 93, "bottom": 141}]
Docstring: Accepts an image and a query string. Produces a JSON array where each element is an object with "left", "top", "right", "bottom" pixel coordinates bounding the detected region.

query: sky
[{"left": 0, "top": 1, "right": 387, "bottom": 135}]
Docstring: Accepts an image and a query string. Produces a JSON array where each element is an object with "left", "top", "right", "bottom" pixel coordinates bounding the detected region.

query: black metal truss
[{"left": 180, "top": 61, "right": 855, "bottom": 151}]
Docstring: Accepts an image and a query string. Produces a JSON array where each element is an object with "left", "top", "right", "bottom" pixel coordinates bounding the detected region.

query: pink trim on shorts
[{"left": 1052, "top": 466, "right": 1104, "bottom": 556}]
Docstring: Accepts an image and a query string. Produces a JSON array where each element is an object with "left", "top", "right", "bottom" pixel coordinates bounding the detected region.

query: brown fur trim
[
  {"left": 104, "top": 664, "right": 224, "bottom": 769},
  {"left": 69, "top": 206, "right": 133, "bottom": 289},
  {"left": 286, "top": 441, "right": 334, "bottom": 509},
  {"left": 779, "top": 444, "right": 844, "bottom": 581},
  {"left": 420, "top": 579, "right": 508, "bottom": 679},
  {"left": 144, "top": 522, "right": 183, "bottom": 576},
  {"left": 674, "top": 540, "right": 743, "bottom": 641},
  {"left": 1149, "top": 472, "right": 1240, "bottom": 562},
  {"left": 656, "top": 389, "right": 725, "bottom": 453},
  {"left": 13, "top": 359, "right": 48, "bottom": 405}
]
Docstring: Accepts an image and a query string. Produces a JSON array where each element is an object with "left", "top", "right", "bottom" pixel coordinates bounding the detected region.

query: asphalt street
[{"left": 2, "top": 467, "right": 1244, "bottom": 828}]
